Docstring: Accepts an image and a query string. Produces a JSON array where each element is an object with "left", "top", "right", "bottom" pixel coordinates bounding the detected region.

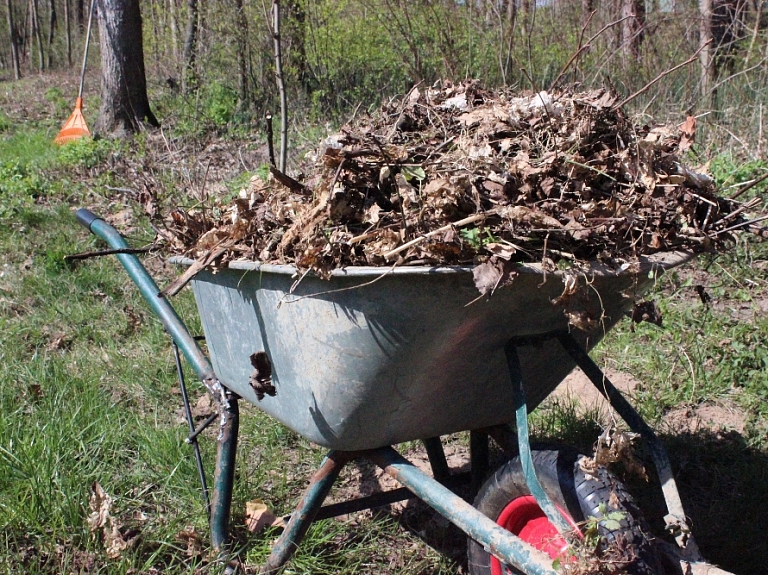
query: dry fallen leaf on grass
[
  {"left": 245, "top": 499, "right": 285, "bottom": 534},
  {"left": 87, "top": 482, "right": 132, "bottom": 559},
  {"left": 176, "top": 525, "right": 203, "bottom": 557}
]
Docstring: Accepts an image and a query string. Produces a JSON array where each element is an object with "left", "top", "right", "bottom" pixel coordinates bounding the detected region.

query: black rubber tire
[{"left": 467, "top": 448, "right": 662, "bottom": 575}]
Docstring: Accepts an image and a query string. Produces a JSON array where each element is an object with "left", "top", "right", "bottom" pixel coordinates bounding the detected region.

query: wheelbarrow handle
[
  {"left": 75, "top": 208, "right": 100, "bottom": 229},
  {"left": 74, "top": 208, "right": 217, "bottom": 384}
]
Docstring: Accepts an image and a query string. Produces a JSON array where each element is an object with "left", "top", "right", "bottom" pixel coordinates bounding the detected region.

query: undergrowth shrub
[
  {"left": 56, "top": 138, "right": 118, "bottom": 170},
  {"left": 0, "top": 162, "right": 43, "bottom": 220}
]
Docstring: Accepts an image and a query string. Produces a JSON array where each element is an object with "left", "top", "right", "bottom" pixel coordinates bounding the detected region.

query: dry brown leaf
[
  {"left": 485, "top": 242, "right": 516, "bottom": 260},
  {"left": 88, "top": 482, "right": 132, "bottom": 559},
  {"left": 678, "top": 115, "right": 697, "bottom": 153},
  {"left": 472, "top": 257, "right": 519, "bottom": 297},
  {"left": 245, "top": 499, "right": 285, "bottom": 534},
  {"left": 631, "top": 300, "right": 663, "bottom": 327},
  {"left": 176, "top": 526, "right": 203, "bottom": 557}
]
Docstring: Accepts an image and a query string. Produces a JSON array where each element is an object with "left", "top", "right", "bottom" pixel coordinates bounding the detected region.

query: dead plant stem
[
  {"left": 613, "top": 41, "right": 711, "bottom": 111},
  {"left": 549, "top": 13, "right": 630, "bottom": 91},
  {"left": 383, "top": 209, "right": 499, "bottom": 261}
]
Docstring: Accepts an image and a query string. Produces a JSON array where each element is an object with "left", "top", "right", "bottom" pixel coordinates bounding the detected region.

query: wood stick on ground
[
  {"left": 265, "top": 113, "right": 276, "bottom": 167},
  {"left": 269, "top": 165, "right": 307, "bottom": 193}
]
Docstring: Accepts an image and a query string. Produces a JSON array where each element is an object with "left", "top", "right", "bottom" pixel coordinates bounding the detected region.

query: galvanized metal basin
[{"left": 181, "top": 252, "right": 691, "bottom": 450}]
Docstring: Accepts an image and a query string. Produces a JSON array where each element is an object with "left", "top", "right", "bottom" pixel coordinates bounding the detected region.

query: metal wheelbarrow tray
[
  {"left": 189, "top": 255, "right": 682, "bottom": 450},
  {"left": 75, "top": 209, "right": 732, "bottom": 575}
]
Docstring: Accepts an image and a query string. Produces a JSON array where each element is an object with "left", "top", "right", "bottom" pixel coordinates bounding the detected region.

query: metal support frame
[
  {"left": 367, "top": 447, "right": 557, "bottom": 575},
  {"left": 258, "top": 446, "right": 557, "bottom": 575},
  {"left": 470, "top": 430, "right": 490, "bottom": 499},
  {"left": 556, "top": 331, "right": 702, "bottom": 558},
  {"left": 75, "top": 209, "right": 240, "bottom": 553},
  {"left": 505, "top": 339, "right": 575, "bottom": 536},
  {"left": 423, "top": 437, "right": 451, "bottom": 482},
  {"left": 211, "top": 391, "right": 239, "bottom": 552},
  {"left": 260, "top": 451, "right": 355, "bottom": 575},
  {"left": 172, "top": 341, "right": 211, "bottom": 517}
]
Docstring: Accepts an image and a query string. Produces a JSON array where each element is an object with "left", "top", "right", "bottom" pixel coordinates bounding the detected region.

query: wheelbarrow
[{"left": 75, "top": 208, "right": 734, "bottom": 575}]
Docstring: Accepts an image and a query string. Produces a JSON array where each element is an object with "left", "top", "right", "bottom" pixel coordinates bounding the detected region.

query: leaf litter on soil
[{"left": 157, "top": 81, "right": 765, "bottom": 304}]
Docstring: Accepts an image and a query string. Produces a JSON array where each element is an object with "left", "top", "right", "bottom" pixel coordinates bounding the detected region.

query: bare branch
[{"left": 612, "top": 41, "right": 711, "bottom": 111}]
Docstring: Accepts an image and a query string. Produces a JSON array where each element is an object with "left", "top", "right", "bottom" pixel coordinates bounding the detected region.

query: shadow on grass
[
  {"left": 223, "top": 427, "right": 764, "bottom": 574},
  {"left": 389, "top": 429, "right": 766, "bottom": 574},
  {"left": 622, "top": 429, "right": 768, "bottom": 575}
]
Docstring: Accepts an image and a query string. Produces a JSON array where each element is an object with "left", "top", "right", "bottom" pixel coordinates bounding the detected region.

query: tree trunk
[
  {"left": 620, "top": 0, "right": 645, "bottom": 64},
  {"left": 168, "top": 0, "right": 178, "bottom": 62},
  {"left": 182, "top": 0, "right": 198, "bottom": 92},
  {"left": 95, "top": 0, "right": 159, "bottom": 136},
  {"left": 76, "top": 0, "right": 84, "bottom": 29},
  {"left": 31, "top": 0, "right": 44, "bottom": 71},
  {"left": 700, "top": 0, "right": 715, "bottom": 105},
  {"left": 64, "top": 0, "right": 72, "bottom": 66},
  {"left": 234, "top": 0, "right": 249, "bottom": 107},
  {"left": 46, "top": 0, "right": 56, "bottom": 68},
  {"left": 506, "top": 0, "right": 516, "bottom": 23},
  {"left": 6, "top": 0, "right": 21, "bottom": 79}
]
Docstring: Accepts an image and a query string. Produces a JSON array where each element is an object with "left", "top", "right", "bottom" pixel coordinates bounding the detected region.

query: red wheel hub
[{"left": 490, "top": 495, "right": 577, "bottom": 575}]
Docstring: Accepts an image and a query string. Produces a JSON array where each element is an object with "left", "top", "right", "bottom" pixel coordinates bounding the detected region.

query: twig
[
  {"left": 612, "top": 41, "right": 711, "bottom": 111},
  {"left": 160, "top": 245, "right": 229, "bottom": 298},
  {"left": 549, "top": 13, "right": 631, "bottom": 91},
  {"left": 64, "top": 247, "right": 150, "bottom": 262},
  {"left": 348, "top": 230, "right": 380, "bottom": 245},
  {"left": 199, "top": 161, "right": 212, "bottom": 203},
  {"left": 713, "top": 214, "right": 768, "bottom": 236},
  {"left": 715, "top": 197, "right": 761, "bottom": 225},
  {"left": 269, "top": 165, "right": 307, "bottom": 193},
  {"left": 326, "top": 158, "right": 347, "bottom": 201},
  {"left": 383, "top": 208, "right": 499, "bottom": 261},
  {"left": 265, "top": 113, "right": 276, "bottom": 167},
  {"left": 271, "top": 1, "right": 288, "bottom": 172},
  {"left": 279, "top": 264, "right": 400, "bottom": 305},
  {"left": 707, "top": 58, "right": 767, "bottom": 101},
  {"left": 730, "top": 170, "right": 768, "bottom": 200},
  {"left": 564, "top": 159, "right": 617, "bottom": 181}
]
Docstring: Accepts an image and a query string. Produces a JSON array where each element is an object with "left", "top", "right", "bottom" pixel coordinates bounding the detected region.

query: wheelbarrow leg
[
  {"left": 504, "top": 339, "right": 574, "bottom": 536},
  {"left": 556, "top": 332, "right": 703, "bottom": 559},
  {"left": 469, "top": 430, "right": 490, "bottom": 499},
  {"left": 422, "top": 437, "right": 450, "bottom": 482},
  {"left": 211, "top": 391, "right": 239, "bottom": 552},
  {"left": 260, "top": 451, "right": 354, "bottom": 575}
]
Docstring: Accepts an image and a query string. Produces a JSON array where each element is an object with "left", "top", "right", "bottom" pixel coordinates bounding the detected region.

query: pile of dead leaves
[{"left": 159, "top": 81, "right": 763, "bottom": 287}]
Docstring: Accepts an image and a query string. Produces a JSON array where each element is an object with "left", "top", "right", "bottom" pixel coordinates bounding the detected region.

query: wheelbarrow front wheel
[{"left": 467, "top": 448, "right": 662, "bottom": 575}]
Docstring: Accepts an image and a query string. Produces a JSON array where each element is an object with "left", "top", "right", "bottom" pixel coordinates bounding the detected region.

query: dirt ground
[{"left": 553, "top": 368, "right": 747, "bottom": 435}]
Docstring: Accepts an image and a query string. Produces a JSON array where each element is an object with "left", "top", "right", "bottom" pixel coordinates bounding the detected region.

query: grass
[{"left": 0, "top": 75, "right": 766, "bottom": 574}]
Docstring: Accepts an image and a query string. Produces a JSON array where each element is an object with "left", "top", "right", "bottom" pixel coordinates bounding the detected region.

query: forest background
[{"left": 2, "top": 0, "right": 768, "bottom": 153}]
